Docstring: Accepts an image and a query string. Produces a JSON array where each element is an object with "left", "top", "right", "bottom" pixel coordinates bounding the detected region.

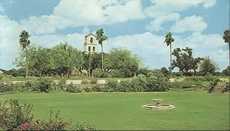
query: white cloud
[
  {"left": 0, "top": 15, "right": 22, "bottom": 69},
  {"left": 145, "top": 0, "right": 216, "bottom": 17},
  {"left": 146, "top": 13, "right": 181, "bottom": 32},
  {"left": 20, "top": 0, "right": 144, "bottom": 34},
  {"left": 170, "top": 15, "right": 207, "bottom": 33},
  {"left": 174, "top": 32, "right": 228, "bottom": 69},
  {"left": 105, "top": 32, "right": 227, "bottom": 69}
]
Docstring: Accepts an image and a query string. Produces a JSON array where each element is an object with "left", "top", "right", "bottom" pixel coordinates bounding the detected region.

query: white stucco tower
[{"left": 84, "top": 33, "right": 97, "bottom": 54}]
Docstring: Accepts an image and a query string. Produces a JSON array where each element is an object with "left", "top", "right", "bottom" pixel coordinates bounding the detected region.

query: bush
[
  {"left": 0, "top": 99, "right": 33, "bottom": 130},
  {"left": 75, "top": 122, "right": 96, "bottom": 131},
  {"left": 0, "top": 99, "right": 94, "bottom": 130},
  {"left": 0, "top": 74, "right": 3, "bottom": 80},
  {"left": 0, "top": 82, "right": 11, "bottom": 92},
  {"left": 66, "top": 84, "right": 82, "bottom": 93},
  {"left": 129, "top": 75, "right": 146, "bottom": 92},
  {"left": 30, "top": 111, "right": 69, "bottom": 130},
  {"left": 93, "top": 68, "right": 110, "bottom": 78},
  {"left": 105, "top": 80, "right": 119, "bottom": 92},
  {"left": 83, "top": 86, "right": 93, "bottom": 92},
  {"left": 106, "top": 74, "right": 169, "bottom": 92},
  {"left": 36, "top": 79, "right": 51, "bottom": 93}
]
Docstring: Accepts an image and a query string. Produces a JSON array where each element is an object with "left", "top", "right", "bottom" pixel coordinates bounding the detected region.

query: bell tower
[{"left": 84, "top": 33, "right": 97, "bottom": 54}]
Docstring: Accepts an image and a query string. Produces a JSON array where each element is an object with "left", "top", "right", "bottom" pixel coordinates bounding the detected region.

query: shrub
[
  {"left": 75, "top": 122, "right": 96, "bottom": 131},
  {"left": 106, "top": 74, "right": 169, "bottom": 92},
  {"left": 83, "top": 86, "right": 93, "bottom": 92},
  {"left": 81, "top": 79, "right": 89, "bottom": 84},
  {"left": 93, "top": 68, "right": 110, "bottom": 78},
  {"left": 91, "top": 85, "right": 104, "bottom": 92},
  {"left": 0, "top": 99, "right": 33, "bottom": 130},
  {"left": 0, "top": 74, "right": 3, "bottom": 80},
  {"left": 222, "top": 82, "right": 230, "bottom": 93},
  {"left": 144, "top": 75, "right": 169, "bottom": 92},
  {"left": 105, "top": 80, "right": 120, "bottom": 92},
  {"left": 90, "top": 78, "right": 97, "bottom": 84},
  {"left": 0, "top": 82, "right": 11, "bottom": 92},
  {"left": 66, "top": 84, "right": 82, "bottom": 93},
  {"left": 30, "top": 111, "right": 69, "bottom": 130},
  {"left": 129, "top": 75, "right": 146, "bottom": 92},
  {"left": 0, "top": 99, "right": 95, "bottom": 131},
  {"left": 36, "top": 79, "right": 51, "bottom": 93}
]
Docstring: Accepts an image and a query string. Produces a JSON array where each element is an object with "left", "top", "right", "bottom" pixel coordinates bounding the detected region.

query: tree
[
  {"left": 164, "top": 32, "right": 175, "bottom": 72},
  {"left": 104, "top": 48, "right": 140, "bottom": 77},
  {"left": 223, "top": 29, "right": 230, "bottom": 66},
  {"left": 222, "top": 66, "right": 230, "bottom": 76},
  {"left": 19, "top": 30, "right": 30, "bottom": 79},
  {"left": 96, "top": 28, "right": 108, "bottom": 71},
  {"left": 160, "top": 67, "right": 169, "bottom": 76},
  {"left": 172, "top": 47, "right": 203, "bottom": 75},
  {"left": 199, "top": 57, "right": 217, "bottom": 75},
  {"left": 51, "top": 43, "right": 84, "bottom": 77}
]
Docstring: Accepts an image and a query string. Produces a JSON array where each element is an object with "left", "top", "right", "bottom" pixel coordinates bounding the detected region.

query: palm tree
[
  {"left": 96, "top": 28, "right": 108, "bottom": 71},
  {"left": 223, "top": 29, "right": 230, "bottom": 66},
  {"left": 19, "top": 30, "right": 30, "bottom": 79},
  {"left": 164, "top": 32, "right": 175, "bottom": 72}
]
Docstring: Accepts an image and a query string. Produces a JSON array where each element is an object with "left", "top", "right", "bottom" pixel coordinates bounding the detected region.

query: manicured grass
[{"left": 0, "top": 91, "right": 229, "bottom": 130}]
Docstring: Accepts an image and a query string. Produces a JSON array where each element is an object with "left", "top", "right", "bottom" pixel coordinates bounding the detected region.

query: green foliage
[
  {"left": 93, "top": 68, "right": 110, "bottom": 78},
  {"left": 223, "top": 29, "right": 230, "bottom": 43},
  {"left": 0, "top": 99, "right": 33, "bottom": 130},
  {"left": 66, "top": 84, "right": 82, "bottom": 93},
  {"left": 37, "top": 79, "right": 51, "bottom": 93},
  {"left": 160, "top": 67, "right": 170, "bottom": 76},
  {"left": 0, "top": 99, "right": 95, "bottom": 130},
  {"left": 199, "top": 57, "right": 217, "bottom": 75},
  {"left": 30, "top": 111, "right": 69, "bottom": 130},
  {"left": 164, "top": 32, "right": 174, "bottom": 46},
  {"left": 106, "top": 74, "right": 169, "bottom": 92},
  {"left": 75, "top": 122, "right": 96, "bottom": 131},
  {"left": 0, "top": 74, "right": 3, "bottom": 80},
  {"left": 104, "top": 48, "right": 140, "bottom": 77},
  {"left": 222, "top": 66, "right": 230, "bottom": 76},
  {"left": 0, "top": 82, "right": 14, "bottom": 92},
  {"left": 172, "top": 47, "right": 203, "bottom": 75}
]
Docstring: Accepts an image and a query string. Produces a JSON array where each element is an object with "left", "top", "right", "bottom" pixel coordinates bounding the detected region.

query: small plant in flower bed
[
  {"left": 106, "top": 73, "right": 169, "bottom": 92},
  {"left": 66, "top": 84, "right": 82, "bottom": 93},
  {"left": 0, "top": 99, "right": 33, "bottom": 130},
  {"left": 0, "top": 99, "right": 95, "bottom": 131}
]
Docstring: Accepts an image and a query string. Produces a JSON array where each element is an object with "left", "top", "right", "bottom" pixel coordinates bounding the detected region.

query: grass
[{"left": 0, "top": 91, "right": 229, "bottom": 130}]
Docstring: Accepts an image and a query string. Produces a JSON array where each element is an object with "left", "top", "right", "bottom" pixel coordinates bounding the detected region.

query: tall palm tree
[
  {"left": 19, "top": 30, "right": 30, "bottom": 79},
  {"left": 164, "top": 32, "right": 175, "bottom": 72},
  {"left": 96, "top": 28, "right": 108, "bottom": 71},
  {"left": 223, "top": 29, "right": 230, "bottom": 66}
]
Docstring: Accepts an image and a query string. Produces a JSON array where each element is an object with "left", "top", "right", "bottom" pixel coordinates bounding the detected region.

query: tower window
[
  {"left": 90, "top": 37, "right": 93, "bottom": 43},
  {"left": 93, "top": 47, "right": 95, "bottom": 52},
  {"left": 88, "top": 46, "right": 91, "bottom": 52}
]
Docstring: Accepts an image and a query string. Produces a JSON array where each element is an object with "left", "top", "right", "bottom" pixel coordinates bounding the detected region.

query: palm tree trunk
[
  {"left": 25, "top": 48, "right": 29, "bottom": 80},
  {"left": 229, "top": 43, "right": 230, "bottom": 66},
  {"left": 101, "top": 44, "right": 104, "bottom": 71},
  {"left": 169, "top": 44, "right": 172, "bottom": 72},
  {"left": 88, "top": 53, "right": 91, "bottom": 77}
]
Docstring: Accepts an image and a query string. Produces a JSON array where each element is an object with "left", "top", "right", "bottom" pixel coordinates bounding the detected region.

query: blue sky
[{"left": 0, "top": 0, "right": 229, "bottom": 70}]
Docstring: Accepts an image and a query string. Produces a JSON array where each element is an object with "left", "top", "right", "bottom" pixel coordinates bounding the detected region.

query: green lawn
[{"left": 0, "top": 91, "right": 229, "bottom": 130}]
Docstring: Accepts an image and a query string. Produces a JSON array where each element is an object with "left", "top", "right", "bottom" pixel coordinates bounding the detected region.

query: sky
[{"left": 0, "top": 0, "right": 229, "bottom": 70}]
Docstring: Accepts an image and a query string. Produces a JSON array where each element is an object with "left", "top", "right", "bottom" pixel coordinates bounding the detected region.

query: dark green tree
[
  {"left": 199, "top": 57, "right": 217, "bottom": 75},
  {"left": 172, "top": 47, "right": 203, "bottom": 75},
  {"left": 222, "top": 66, "right": 230, "bottom": 76}
]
